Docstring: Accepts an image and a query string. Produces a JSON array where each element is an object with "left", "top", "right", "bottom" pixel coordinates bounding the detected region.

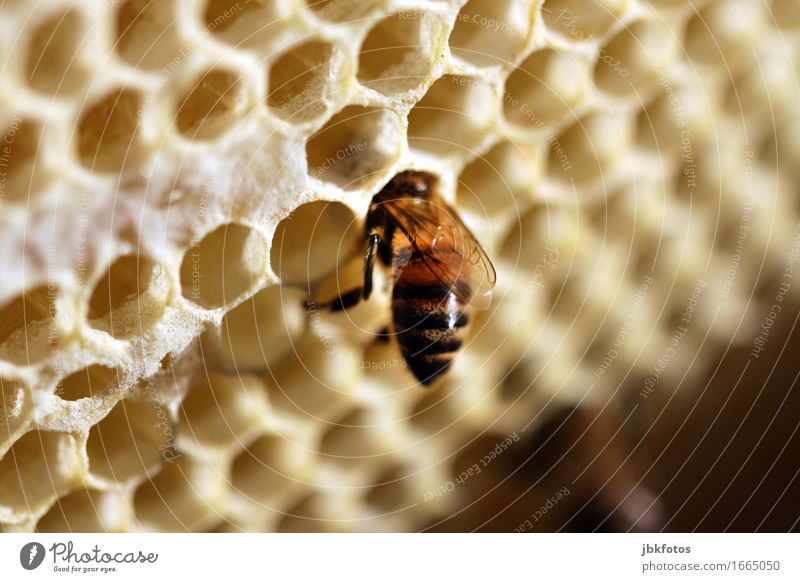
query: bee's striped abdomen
[{"left": 392, "top": 259, "right": 470, "bottom": 385}]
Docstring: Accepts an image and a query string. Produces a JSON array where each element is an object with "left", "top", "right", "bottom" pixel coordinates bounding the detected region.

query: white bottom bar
[{"left": 1, "top": 534, "right": 797, "bottom": 581}]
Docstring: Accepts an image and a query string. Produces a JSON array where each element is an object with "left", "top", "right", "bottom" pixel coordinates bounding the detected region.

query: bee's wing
[{"left": 381, "top": 194, "right": 497, "bottom": 309}]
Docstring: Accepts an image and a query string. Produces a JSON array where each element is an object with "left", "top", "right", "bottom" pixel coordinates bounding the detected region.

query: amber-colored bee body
[{"left": 327, "top": 170, "right": 495, "bottom": 386}]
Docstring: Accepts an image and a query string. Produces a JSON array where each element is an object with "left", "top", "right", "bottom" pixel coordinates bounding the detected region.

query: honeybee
[{"left": 325, "top": 170, "right": 496, "bottom": 385}]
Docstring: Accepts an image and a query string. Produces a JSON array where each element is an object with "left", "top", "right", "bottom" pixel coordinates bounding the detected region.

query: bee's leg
[
  {"left": 307, "top": 231, "right": 385, "bottom": 312},
  {"left": 305, "top": 288, "right": 363, "bottom": 312},
  {"left": 329, "top": 288, "right": 364, "bottom": 312},
  {"left": 362, "top": 232, "right": 382, "bottom": 300},
  {"left": 374, "top": 325, "right": 391, "bottom": 343},
  {"left": 307, "top": 235, "right": 378, "bottom": 312}
]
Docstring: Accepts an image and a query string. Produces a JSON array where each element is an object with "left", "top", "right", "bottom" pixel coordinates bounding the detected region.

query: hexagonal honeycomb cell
[
  {"left": 115, "top": 0, "right": 185, "bottom": 71},
  {"left": 268, "top": 40, "right": 341, "bottom": 123},
  {"left": 407, "top": 74, "right": 495, "bottom": 158},
  {"left": 270, "top": 200, "right": 359, "bottom": 286},
  {"left": 180, "top": 223, "right": 268, "bottom": 309},
  {"left": 76, "top": 87, "right": 154, "bottom": 174},
  {"left": 306, "top": 106, "right": 403, "bottom": 189},
  {"left": 55, "top": 365, "right": 120, "bottom": 402},
  {"left": 25, "top": 7, "right": 92, "bottom": 97},
  {"left": 0, "top": 0, "right": 797, "bottom": 535},
  {"left": 174, "top": 68, "right": 254, "bottom": 141},
  {"left": 0, "top": 285, "right": 60, "bottom": 366},
  {"left": 358, "top": 11, "right": 444, "bottom": 94},
  {"left": 218, "top": 285, "right": 308, "bottom": 372},
  {"left": 0, "top": 431, "right": 80, "bottom": 521},
  {"left": 87, "top": 254, "right": 169, "bottom": 339},
  {"left": 449, "top": 0, "right": 534, "bottom": 67}
]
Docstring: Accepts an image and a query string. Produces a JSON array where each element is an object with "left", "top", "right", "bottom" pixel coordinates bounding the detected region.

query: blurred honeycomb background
[{"left": 1, "top": 0, "right": 799, "bottom": 532}]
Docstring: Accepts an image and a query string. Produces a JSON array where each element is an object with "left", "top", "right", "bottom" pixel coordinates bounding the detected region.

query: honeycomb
[{"left": 1, "top": 0, "right": 799, "bottom": 532}]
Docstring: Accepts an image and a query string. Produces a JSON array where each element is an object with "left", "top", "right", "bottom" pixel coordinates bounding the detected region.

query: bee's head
[{"left": 381, "top": 170, "right": 437, "bottom": 199}]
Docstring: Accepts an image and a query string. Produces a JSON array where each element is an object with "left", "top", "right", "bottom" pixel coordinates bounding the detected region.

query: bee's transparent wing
[{"left": 380, "top": 194, "right": 496, "bottom": 309}]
